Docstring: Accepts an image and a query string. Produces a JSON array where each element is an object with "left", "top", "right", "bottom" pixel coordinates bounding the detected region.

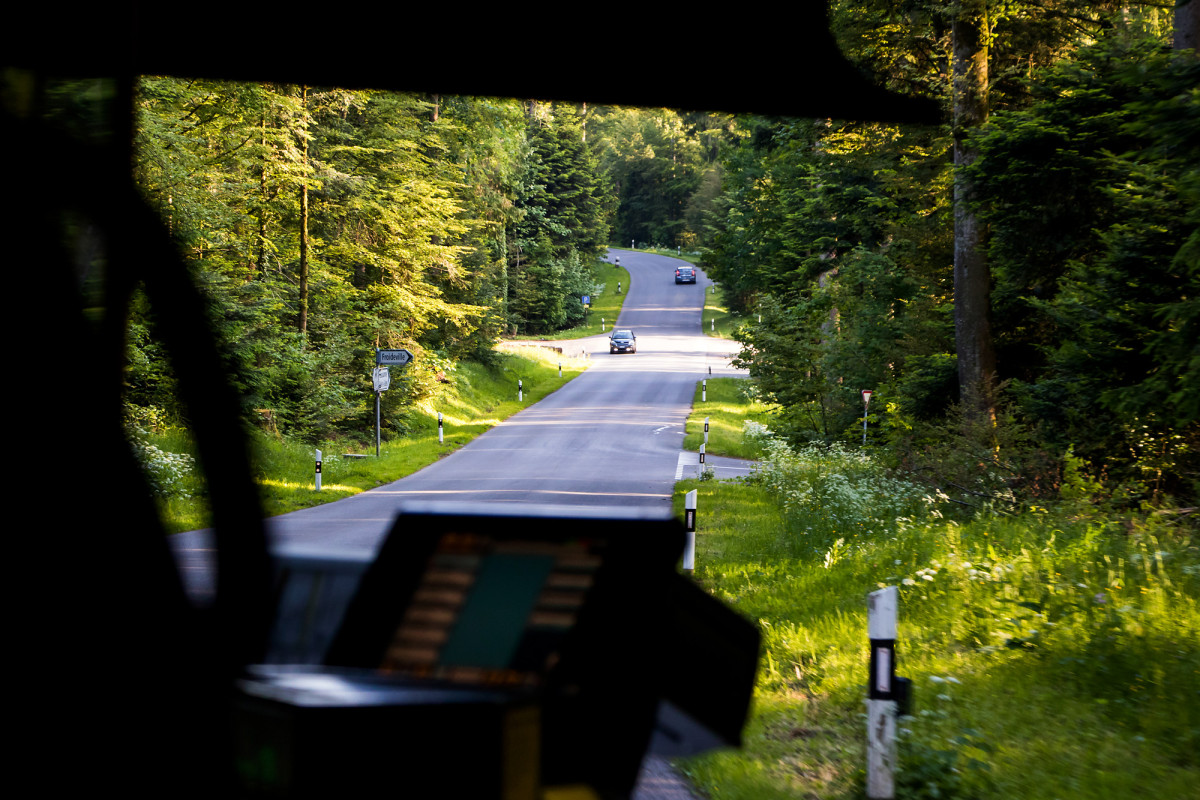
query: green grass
[
  {"left": 618, "top": 245, "right": 700, "bottom": 263},
  {"left": 683, "top": 377, "right": 779, "bottom": 458},
  {"left": 510, "top": 260, "right": 630, "bottom": 341},
  {"left": 702, "top": 286, "right": 751, "bottom": 339},
  {"left": 670, "top": 431, "right": 1200, "bottom": 799},
  {"left": 137, "top": 346, "right": 589, "bottom": 533}
]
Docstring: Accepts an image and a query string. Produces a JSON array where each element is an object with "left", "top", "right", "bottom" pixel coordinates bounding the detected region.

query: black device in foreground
[{"left": 237, "top": 502, "right": 760, "bottom": 799}]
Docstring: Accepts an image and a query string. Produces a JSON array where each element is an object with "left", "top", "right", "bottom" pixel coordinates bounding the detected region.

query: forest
[
  {"left": 29, "top": 1, "right": 1188, "bottom": 509},
  {"left": 123, "top": 83, "right": 737, "bottom": 443},
  {"left": 698, "top": 2, "right": 1199, "bottom": 509}
]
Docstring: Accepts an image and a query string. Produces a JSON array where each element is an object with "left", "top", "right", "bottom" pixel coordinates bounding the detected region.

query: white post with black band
[
  {"left": 683, "top": 489, "right": 697, "bottom": 571},
  {"left": 867, "top": 586, "right": 898, "bottom": 799}
]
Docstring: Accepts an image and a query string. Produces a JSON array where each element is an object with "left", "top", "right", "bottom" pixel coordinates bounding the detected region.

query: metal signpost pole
[{"left": 374, "top": 349, "right": 411, "bottom": 457}]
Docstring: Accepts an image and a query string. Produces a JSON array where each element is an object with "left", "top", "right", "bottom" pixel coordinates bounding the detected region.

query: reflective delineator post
[
  {"left": 518, "top": 379, "right": 523, "bottom": 402},
  {"left": 867, "top": 586, "right": 899, "bottom": 799},
  {"left": 558, "top": 362, "right": 562, "bottom": 378},
  {"left": 704, "top": 416, "right": 710, "bottom": 446},
  {"left": 438, "top": 412, "right": 444, "bottom": 444},
  {"left": 862, "top": 389, "right": 874, "bottom": 446},
  {"left": 315, "top": 448, "right": 323, "bottom": 491},
  {"left": 711, "top": 318, "right": 715, "bottom": 331},
  {"left": 702, "top": 379, "right": 707, "bottom": 402},
  {"left": 683, "top": 490, "right": 697, "bottom": 571}
]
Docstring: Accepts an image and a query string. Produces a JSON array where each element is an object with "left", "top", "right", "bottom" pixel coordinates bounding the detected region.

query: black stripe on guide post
[
  {"left": 685, "top": 509, "right": 695, "bottom": 533},
  {"left": 868, "top": 640, "right": 895, "bottom": 700}
]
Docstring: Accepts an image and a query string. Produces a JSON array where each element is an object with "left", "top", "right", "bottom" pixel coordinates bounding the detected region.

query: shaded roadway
[
  {"left": 169, "top": 249, "right": 744, "bottom": 800},
  {"left": 180, "top": 249, "right": 741, "bottom": 562}
]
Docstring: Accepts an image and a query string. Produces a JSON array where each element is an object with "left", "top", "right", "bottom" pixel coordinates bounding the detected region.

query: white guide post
[
  {"left": 683, "top": 490, "right": 697, "bottom": 571},
  {"left": 702, "top": 379, "right": 707, "bottom": 402},
  {"left": 518, "top": 379, "right": 523, "bottom": 402},
  {"left": 704, "top": 416, "right": 710, "bottom": 446},
  {"left": 867, "top": 586, "right": 898, "bottom": 799},
  {"left": 314, "top": 448, "right": 323, "bottom": 492},
  {"left": 438, "top": 412, "right": 444, "bottom": 444}
]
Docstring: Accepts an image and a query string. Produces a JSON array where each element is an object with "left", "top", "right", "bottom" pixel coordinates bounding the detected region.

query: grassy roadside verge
[
  {"left": 683, "top": 377, "right": 778, "bottom": 459},
  {"left": 142, "top": 346, "right": 588, "bottom": 533},
  {"left": 624, "top": 246, "right": 700, "bottom": 263},
  {"left": 702, "top": 286, "right": 749, "bottom": 340},
  {"left": 510, "top": 259, "right": 630, "bottom": 341},
  {"left": 670, "top": 396, "right": 1200, "bottom": 799}
]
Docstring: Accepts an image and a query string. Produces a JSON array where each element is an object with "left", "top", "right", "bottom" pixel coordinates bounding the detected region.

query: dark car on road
[
  {"left": 675, "top": 265, "right": 696, "bottom": 284},
  {"left": 609, "top": 329, "right": 637, "bottom": 354}
]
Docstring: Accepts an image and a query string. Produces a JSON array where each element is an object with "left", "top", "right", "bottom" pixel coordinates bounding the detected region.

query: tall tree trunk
[
  {"left": 298, "top": 85, "right": 309, "bottom": 336},
  {"left": 952, "top": 1, "right": 996, "bottom": 415},
  {"left": 1177, "top": 0, "right": 1199, "bottom": 50},
  {"left": 257, "top": 112, "right": 268, "bottom": 276}
]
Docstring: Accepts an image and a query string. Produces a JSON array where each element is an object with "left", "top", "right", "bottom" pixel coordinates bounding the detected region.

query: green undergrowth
[
  {"left": 672, "top": 431, "right": 1200, "bottom": 799},
  {"left": 683, "top": 378, "right": 779, "bottom": 459},
  {"left": 133, "top": 346, "right": 589, "bottom": 533}
]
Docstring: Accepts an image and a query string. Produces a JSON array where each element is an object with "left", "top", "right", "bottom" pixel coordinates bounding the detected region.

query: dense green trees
[
  {"left": 130, "top": 82, "right": 609, "bottom": 439},
  {"left": 72, "top": 10, "right": 1199, "bottom": 504},
  {"left": 701, "top": 6, "right": 1199, "bottom": 504},
  {"left": 970, "top": 37, "right": 1200, "bottom": 470},
  {"left": 590, "top": 107, "right": 736, "bottom": 250},
  {"left": 509, "top": 102, "right": 610, "bottom": 334}
]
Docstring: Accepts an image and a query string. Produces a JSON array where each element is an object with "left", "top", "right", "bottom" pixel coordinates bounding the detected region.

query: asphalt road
[
  {"left": 175, "top": 249, "right": 740, "bottom": 558},
  {"left": 169, "top": 248, "right": 745, "bottom": 800}
]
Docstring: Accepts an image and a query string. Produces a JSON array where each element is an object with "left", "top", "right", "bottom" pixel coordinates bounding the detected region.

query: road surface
[
  {"left": 170, "top": 248, "right": 746, "bottom": 799},
  {"left": 173, "top": 249, "right": 741, "bottom": 564}
]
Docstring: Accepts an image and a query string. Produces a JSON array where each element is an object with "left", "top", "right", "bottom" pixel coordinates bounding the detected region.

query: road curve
[
  {"left": 169, "top": 249, "right": 742, "bottom": 800},
  {"left": 245, "top": 249, "right": 740, "bottom": 553},
  {"left": 171, "top": 249, "right": 741, "bottom": 591}
]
